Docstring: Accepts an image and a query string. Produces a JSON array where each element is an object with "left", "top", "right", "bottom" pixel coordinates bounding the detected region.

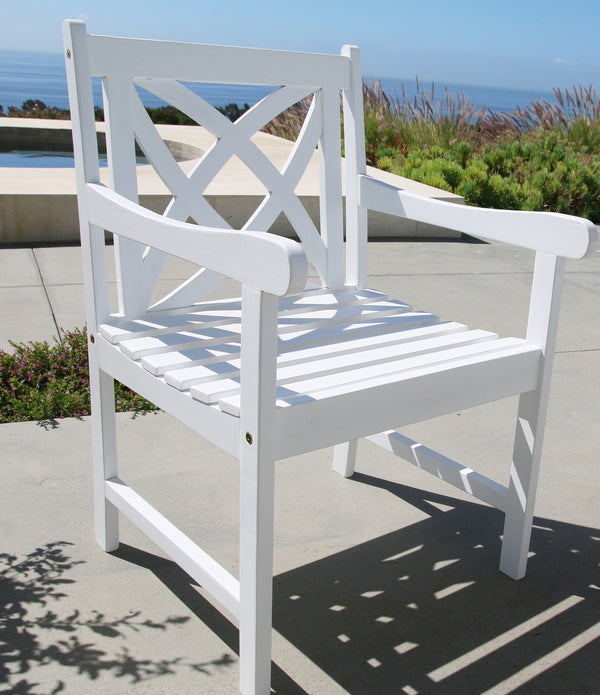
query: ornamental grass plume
[{"left": 0, "top": 327, "right": 156, "bottom": 423}]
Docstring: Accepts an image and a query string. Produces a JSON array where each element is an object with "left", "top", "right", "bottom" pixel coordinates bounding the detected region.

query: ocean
[{"left": 0, "top": 48, "right": 558, "bottom": 115}]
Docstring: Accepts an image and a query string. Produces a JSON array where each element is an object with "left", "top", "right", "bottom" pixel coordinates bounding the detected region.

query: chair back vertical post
[
  {"left": 63, "top": 20, "right": 110, "bottom": 330},
  {"left": 341, "top": 45, "right": 368, "bottom": 289},
  {"left": 64, "top": 18, "right": 120, "bottom": 552},
  {"left": 318, "top": 87, "right": 345, "bottom": 289}
]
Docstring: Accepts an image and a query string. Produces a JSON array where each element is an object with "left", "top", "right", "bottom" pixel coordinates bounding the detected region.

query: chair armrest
[
  {"left": 360, "top": 175, "right": 598, "bottom": 259},
  {"left": 84, "top": 183, "right": 308, "bottom": 297}
]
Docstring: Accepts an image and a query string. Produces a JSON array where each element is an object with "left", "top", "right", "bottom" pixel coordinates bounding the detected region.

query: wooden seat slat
[
  {"left": 190, "top": 335, "right": 528, "bottom": 406},
  {"left": 166, "top": 326, "right": 495, "bottom": 392},
  {"left": 218, "top": 340, "right": 540, "bottom": 416},
  {"left": 141, "top": 312, "right": 453, "bottom": 376},
  {"left": 99, "top": 288, "right": 392, "bottom": 344},
  {"left": 108, "top": 300, "right": 412, "bottom": 361}
]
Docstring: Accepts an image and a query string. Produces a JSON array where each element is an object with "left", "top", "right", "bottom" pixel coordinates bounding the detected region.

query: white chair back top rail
[{"left": 86, "top": 34, "right": 352, "bottom": 88}]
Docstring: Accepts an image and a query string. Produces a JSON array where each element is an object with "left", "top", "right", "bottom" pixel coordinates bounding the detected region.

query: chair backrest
[{"left": 63, "top": 20, "right": 368, "bottom": 318}]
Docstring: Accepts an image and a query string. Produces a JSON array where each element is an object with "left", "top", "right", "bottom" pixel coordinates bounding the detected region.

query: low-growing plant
[
  {"left": 0, "top": 327, "right": 157, "bottom": 423},
  {"left": 377, "top": 131, "right": 600, "bottom": 219}
]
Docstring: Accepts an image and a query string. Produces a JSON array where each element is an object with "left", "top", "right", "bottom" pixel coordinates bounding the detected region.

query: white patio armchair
[{"left": 63, "top": 20, "right": 596, "bottom": 695}]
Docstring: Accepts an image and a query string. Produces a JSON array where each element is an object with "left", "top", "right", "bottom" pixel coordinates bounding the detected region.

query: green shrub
[
  {"left": 143, "top": 102, "right": 250, "bottom": 125},
  {"left": 0, "top": 328, "right": 157, "bottom": 423},
  {"left": 375, "top": 128, "right": 600, "bottom": 221}
]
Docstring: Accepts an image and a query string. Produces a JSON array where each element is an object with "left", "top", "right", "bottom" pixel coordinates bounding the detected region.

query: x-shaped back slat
[{"left": 103, "top": 72, "right": 345, "bottom": 313}]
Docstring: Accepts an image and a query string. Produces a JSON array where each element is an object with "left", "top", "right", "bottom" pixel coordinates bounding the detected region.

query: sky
[{"left": 1, "top": 0, "right": 599, "bottom": 91}]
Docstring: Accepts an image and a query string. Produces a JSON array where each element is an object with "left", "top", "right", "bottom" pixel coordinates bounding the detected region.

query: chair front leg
[
  {"left": 500, "top": 390, "right": 546, "bottom": 579},
  {"left": 500, "top": 252, "right": 564, "bottom": 579},
  {"left": 238, "top": 287, "right": 278, "bottom": 695},
  {"left": 239, "top": 430, "right": 276, "bottom": 695}
]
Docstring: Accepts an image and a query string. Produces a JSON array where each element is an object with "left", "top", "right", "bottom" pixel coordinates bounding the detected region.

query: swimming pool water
[{"left": 0, "top": 149, "right": 150, "bottom": 168}]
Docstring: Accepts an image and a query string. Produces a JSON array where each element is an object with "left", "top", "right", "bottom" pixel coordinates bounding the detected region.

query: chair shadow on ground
[
  {"left": 116, "top": 473, "right": 598, "bottom": 695},
  {"left": 3, "top": 478, "right": 597, "bottom": 695},
  {"left": 272, "top": 474, "right": 599, "bottom": 694}
]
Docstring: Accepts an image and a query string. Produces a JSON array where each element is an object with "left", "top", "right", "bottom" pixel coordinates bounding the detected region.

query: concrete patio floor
[{"left": 1, "top": 238, "right": 599, "bottom": 694}]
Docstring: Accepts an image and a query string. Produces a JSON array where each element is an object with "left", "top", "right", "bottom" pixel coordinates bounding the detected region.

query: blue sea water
[{"left": 0, "top": 48, "right": 558, "bottom": 115}]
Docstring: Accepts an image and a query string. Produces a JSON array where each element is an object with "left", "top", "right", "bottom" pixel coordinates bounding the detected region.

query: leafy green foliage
[
  {"left": 2, "top": 99, "right": 250, "bottom": 124},
  {"left": 271, "top": 80, "right": 600, "bottom": 221},
  {"left": 378, "top": 128, "right": 600, "bottom": 220},
  {"left": 125, "top": 102, "right": 251, "bottom": 125},
  {"left": 355, "top": 81, "right": 600, "bottom": 222},
  {"left": 0, "top": 328, "right": 157, "bottom": 423},
  {"left": 3, "top": 99, "right": 71, "bottom": 120}
]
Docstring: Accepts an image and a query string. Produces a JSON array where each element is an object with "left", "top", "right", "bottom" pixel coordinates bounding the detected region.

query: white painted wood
[
  {"left": 360, "top": 175, "right": 598, "bottom": 259},
  {"left": 101, "top": 292, "right": 397, "bottom": 362},
  {"left": 85, "top": 183, "right": 308, "bottom": 297},
  {"left": 318, "top": 87, "right": 345, "bottom": 288},
  {"left": 272, "top": 344, "right": 541, "bottom": 458},
  {"left": 127, "top": 90, "right": 231, "bottom": 308},
  {"left": 138, "top": 310, "right": 447, "bottom": 373},
  {"left": 100, "top": 296, "right": 412, "bottom": 348},
  {"left": 241, "top": 95, "right": 329, "bottom": 282},
  {"left": 63, "top": 22, "right": 109, "bottom": 329},
  {"left": 63, "top": 21, "right": 101, "bottom": 188},
  {"left": 500, "top": 253, "right": 565, "bottom": 579},
  {"left": 65, "top": 22, "right": 594, "bottom": 694},
  {"left": 272, "top": 337, "right": 530, "bottom": 406},
  {"left": 275, "top": 320, "right": 465, "bottom": 365},
  {"left": 135, "top": 78, "right": 330, "bottom": 284},
  {"left": 332, "top": 440, "right": 358, "bottom": 477},
  {"left": 238, "top": 287, "right": 278, "bottom": 695},
  {"left": 169, "top": 328, "right": 496, "bottom": 393},
  {"left": 101, "top": 76, "right": 148, "bottom": 316},
  {"left": 138, "top": 79, "right": 312, "bottom": 141},
  {"left": 96, "top": 338, "right": 240, "bottom": 458},
  {"left": 144, "top": 318, "right": 460, "bottom": 378},
  {"left": 147, "top": 269, "right": 226, "bottom": 313},
  {"left": 90, "top": 367, "right": 120, "bottom": 551},
  {"left": 105, "top": 476, "right": 240, "bottom": 617},
  {"left": 87, "top": 34, "right": 352, "bottom": 88},
  {"left": 367, "top": 430, "right": 509, "bottom": 511},
  {"left": 64, "top": 20, "right": 118, "bottom": 553},
  {"left": 342, "top": 45, "right": 368, "bottom": 288}
]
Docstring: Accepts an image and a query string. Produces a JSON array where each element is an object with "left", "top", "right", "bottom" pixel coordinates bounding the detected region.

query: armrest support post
[{"left": 500, "top": 251, "right": 565, "bottom": 578}]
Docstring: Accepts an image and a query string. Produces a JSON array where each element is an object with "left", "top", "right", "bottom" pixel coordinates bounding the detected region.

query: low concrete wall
[
  {"left": 0, "top": 118, "right": 462, "bottom": 244},
  {"left": 0, "top": 124, "right": 96, "bottom": 149}
]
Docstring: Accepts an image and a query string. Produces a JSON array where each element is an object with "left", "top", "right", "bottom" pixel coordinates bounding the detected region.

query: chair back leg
[
  {"left": 332, "top": 440, "right": 359, "bottom": 478},
  {"left": 90, "top": 364, "right": 120, "bottom": 551}
]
